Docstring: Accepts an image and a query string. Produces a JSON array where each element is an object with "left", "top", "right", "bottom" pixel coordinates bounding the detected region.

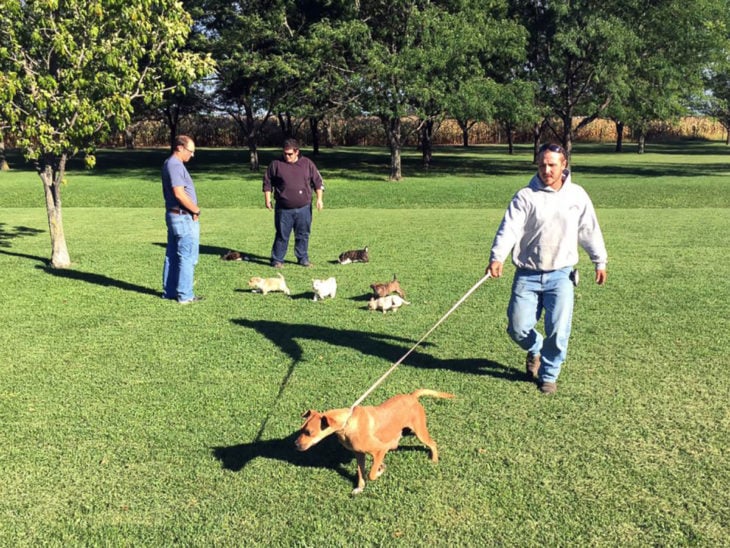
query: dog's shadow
[{"left": 212, "top": 431, "right": 356, "bottom": 483}]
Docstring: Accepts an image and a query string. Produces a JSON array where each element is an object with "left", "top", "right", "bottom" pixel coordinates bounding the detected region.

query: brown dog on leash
[{"left": 295, "top": 389, "right": 454, "bottom": 494}]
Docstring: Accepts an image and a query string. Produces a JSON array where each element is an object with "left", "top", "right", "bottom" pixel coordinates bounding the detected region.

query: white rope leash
[{"left": 349, "top": 272, "right": 492, "bottom": 411}]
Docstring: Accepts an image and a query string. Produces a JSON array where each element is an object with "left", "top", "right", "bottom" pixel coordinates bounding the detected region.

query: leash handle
[{"left": 350, "top": 272, "right": 492, "bottom": 410}]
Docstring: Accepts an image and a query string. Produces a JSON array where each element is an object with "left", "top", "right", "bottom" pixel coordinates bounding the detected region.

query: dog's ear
[
  {"left": 302, "top": 409, "right": 314, "bottom": 419},
  {"left": 320, "top": 415, "right": 335, "bottom": 430}
]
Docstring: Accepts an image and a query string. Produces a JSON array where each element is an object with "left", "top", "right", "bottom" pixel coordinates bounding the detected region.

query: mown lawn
[{"left": 0, "top": 143, "right": 728, "bottom": 545}]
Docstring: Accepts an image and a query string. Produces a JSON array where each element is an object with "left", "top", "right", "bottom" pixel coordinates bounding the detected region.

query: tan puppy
[
  {"left": 368, "top": 294, "right": 410, "bottom": 313},
  {"left": 295, "top": 389, "right": 454, "bottom": 494},
  {"left": 248, "top": 273, "right": 290, "bottom": 295},
  {"left": 370, "top": 274, "right": 405, "bottom": 299}
]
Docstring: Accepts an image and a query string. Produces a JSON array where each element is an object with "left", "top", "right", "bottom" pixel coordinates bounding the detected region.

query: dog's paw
[
  {"left": 375, "top": 464, "right": 386, "bottom": 479},
  {"left": 351, "top": 486, "right": 364, "bottom": 495}
]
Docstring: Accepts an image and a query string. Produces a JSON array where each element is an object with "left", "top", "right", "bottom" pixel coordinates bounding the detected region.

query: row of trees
[
  {"left": 174, "top": 0, "right": 728, "bottom": 175},
  {"left": 1, "top": 0, "right": 729, "bottom": 267}
]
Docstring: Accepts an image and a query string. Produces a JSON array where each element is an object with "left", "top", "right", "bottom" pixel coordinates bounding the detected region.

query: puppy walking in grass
[
  {"left": 368, "top": 294, "right": 410, "bottom": 313},
  {"left": 370, "top": 274, "right": 405, "bottom": 299},
  {"left": 248, "top": 273, "right": 291, "bottom": 295},
  {"left": 312, "top": 277, "right": 337, "bottom": 301},
  {"left": 296, "top": 389, "right": 454, "bottom": 494}
]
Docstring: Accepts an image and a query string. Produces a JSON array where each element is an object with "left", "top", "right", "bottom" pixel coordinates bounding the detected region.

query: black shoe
[{"left": 179, "top": 296, "right": 204, "bottom": 305}]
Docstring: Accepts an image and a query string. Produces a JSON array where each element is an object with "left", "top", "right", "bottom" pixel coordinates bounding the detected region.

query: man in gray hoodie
[{"left": 487, "top": 143, "right": 607, "bottom": 394}]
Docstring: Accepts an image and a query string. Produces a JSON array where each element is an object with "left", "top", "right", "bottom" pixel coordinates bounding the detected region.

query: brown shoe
[
  {"left": 271, "top": 261, "right": 284, "bottom": 269},
  {"left": 539, "top": 381, "right": 557, "bottom": 394},
  {"left": 525, "top": 352, "right": 540, "bottom": 380}
]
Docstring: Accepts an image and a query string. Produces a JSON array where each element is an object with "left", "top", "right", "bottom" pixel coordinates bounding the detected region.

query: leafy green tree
[
  {"left": 610, "top": 0, "right": 725, "bottom": 153},
  {"left": 703, "top": 69, "right": 730, "bottom": 145},
  {"left": 0, "top": 0, "right": 213, "bottom": 268},
  {"left": 193, "top": 0, "right": 305, "bottom": 170},
  {"left": 511, "top": 0, "right": 637, "bottom": 157}
]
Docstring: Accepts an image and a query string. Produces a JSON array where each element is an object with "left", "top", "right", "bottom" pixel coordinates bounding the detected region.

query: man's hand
[
  {"left": 595, "top": 269, "right": 607, "bottom": 285},
  {"left": 487, "top": 260, "right": 503, "bottom": 278}
]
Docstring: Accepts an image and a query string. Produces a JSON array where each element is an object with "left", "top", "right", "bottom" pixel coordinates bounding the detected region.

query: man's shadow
[
  {"left": 153, "top": 243, "right": 272, "bottom": 266},
  {"left": 211, "top": 431, "right": 356, "bottom": 485}
]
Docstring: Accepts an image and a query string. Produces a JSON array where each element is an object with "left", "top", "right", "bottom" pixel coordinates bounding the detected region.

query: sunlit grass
[{"left": 0, "top": 143, "right": 728, "bottom": 544}]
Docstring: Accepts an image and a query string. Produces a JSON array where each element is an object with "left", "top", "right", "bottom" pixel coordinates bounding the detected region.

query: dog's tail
[
  {"left": 277, "top": 272, "right": 285, "bottom": 279},
  {"left": 412, "top": 389, "right": 454, "bottom": 400}
]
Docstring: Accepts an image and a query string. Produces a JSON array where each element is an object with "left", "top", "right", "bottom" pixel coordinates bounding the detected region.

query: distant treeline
[{"left": 104, "top": 116, "right": 727, "bottom": 149}]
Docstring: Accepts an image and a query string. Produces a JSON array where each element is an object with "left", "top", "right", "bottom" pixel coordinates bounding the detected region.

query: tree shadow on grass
[
  {"left": 231, "top": 318, "right": 523, "bottom": 381},
  {"left": 211, "top": 432, "right": 355, "bottom": 485},
  {"left": 0, "top": 223, "right": 45, "bottom": 248},
  {"left": 35, "top": 265, "right": 160, "bottom": 297}
]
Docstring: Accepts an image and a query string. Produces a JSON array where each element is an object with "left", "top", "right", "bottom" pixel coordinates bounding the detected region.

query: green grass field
[{"left": 1, "top": 143, "right": 728, "bottom": 545}]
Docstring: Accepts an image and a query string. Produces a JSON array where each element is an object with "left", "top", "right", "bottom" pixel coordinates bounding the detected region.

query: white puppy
[
  {"left": 248, "top": 273, "right": 290, "bottom": 295},
  {"left": 312, "top": 277, "right": 337, "bottom": 301},
  {"left": 368, "top": 294, "right": 410, "bottom": 313}
]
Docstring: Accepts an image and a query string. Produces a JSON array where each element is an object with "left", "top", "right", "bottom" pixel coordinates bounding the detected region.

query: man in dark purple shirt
[{"left": 263, "top": 138, "right": 324, "bottom": 268}]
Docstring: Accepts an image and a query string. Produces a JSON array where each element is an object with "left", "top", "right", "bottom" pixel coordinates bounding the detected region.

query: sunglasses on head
[{"left": 539, "top": 143, "right": 565, "bottom": 155}]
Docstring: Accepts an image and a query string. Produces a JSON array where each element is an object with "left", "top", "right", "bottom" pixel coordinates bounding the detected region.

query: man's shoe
[
  {"left": 299, "top": 260, "right": 314, "bottom": 268},
  {"left": 525, "top": 352, "right": 540, "bottom": 380},
  {"left": 539, "top": 381, "right": 557, "bottom": 395},
  {"left": 271, "top": 261, "right": 284, "bottom": 269},
  {"left": 179, "top": 296, "right": 204, "bottom": 305}
]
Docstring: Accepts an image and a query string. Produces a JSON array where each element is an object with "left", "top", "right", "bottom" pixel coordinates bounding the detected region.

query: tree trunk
[
  {"left": 38, "top": 153, "right": 71, "bottom": 268},
  {"left": 383, "top": 116, "right": 402, "bottom": 181},
  {"left": 615, "top": 120, "right": 624, "bottom": 152},
  {"left": 247, "top": 135, "right": 259, "bottom": 171},
  {"left": 561, "top": 111, "right": 573, "bottom": 161},
  {"left": 309, "top": 117, "right": 320, "bottom": 156},
  {"left": 456, "top": 118, "right": 470, "bottom": 147},
  {"left": 637, "top": 133, "right": 646, "bottom": 154},
  {"left": 0, "top": 138, "right": 9, "bottom": 171},
  {"left": 421, "top": 119, "right": 433, "bottom": 169},
  {"left": 504, "top": 121, "right": 515, "bottom": 155}
]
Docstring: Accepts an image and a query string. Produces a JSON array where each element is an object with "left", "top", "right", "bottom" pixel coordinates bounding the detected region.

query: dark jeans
[{"left": 271, "top": 205, "right": 312, "bottom": 264}]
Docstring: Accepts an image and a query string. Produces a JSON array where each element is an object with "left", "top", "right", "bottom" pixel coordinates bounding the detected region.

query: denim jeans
[
  {"left": 272, "top": 205, "right": 312, "bottom": 264},
  {"left": 162, "top": 212, "right": 200, "bottom": 301},
  {"left": 507, "top": 267, "right": 574, "bottom": 383}
]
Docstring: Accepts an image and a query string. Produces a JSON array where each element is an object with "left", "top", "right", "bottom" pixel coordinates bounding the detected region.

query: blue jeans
[
  {"left": 507, "top": 267, "right": 574, "bottom": 383},
  {"left": 162, "top": 212, "right": 200, "bottom": 301},
  {"left": 272, "top": 205, "right": 312, "bottom": 264}
]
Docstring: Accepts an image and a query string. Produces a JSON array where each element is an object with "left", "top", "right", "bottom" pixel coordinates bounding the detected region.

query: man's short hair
[{"left": 283, "top": 138, "right": 299, "bottom": 151}]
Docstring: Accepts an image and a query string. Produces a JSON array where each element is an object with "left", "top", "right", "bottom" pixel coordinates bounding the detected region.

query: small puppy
[
  {"left": 248, "top": 273, "right": 290, "bottom": 295},
  {"left": 370, "top": 274, "right": 405, "bottom": 298},
  {"left": 312, "top": 277, "right": 337, "bottom": 301},
  {"left": 295, "top": 389, "right": 454, "bottom": 494},
  {"left": 220, "top": 250, "right": 247, "bottom": 261},
  {"left": 338, "top": 247, "right": 369, "bottom": 265},
  {"left": 368, "top": 294, "right": 410, "bottom": 313}
]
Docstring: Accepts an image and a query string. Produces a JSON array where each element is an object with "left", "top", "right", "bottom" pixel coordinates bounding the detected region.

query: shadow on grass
[
  {"left": 212, "top": 432, "right": 355, "bottom": 485},
  {"left": 35, "top": 265, "right": 160, "bottom": 296},
  {"left": 0, "top": 223, "right": 45, "bottom": 248},
  {"left": 232, "top": 318, "right": 524, "bottom": 381},
  {"left": 153, "top": 242, "right": 273, "bottom": 266}
]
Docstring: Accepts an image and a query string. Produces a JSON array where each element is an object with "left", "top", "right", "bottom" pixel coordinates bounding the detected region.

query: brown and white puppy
[
  {"left": 370, "top": 274, "right": 405, "bottom": 299},
  {"left": 368, "top": 294, "right": 410, "bottom": 313},
  {"left": 248, "top": 273, "right": 290, "bottom": 295},
  {"left": 295, "top": 389, "right": 454, "bottom": 494},
  {"left": 338, "top": 247, "right": 369, "bottom": 264},
  {"left": 220, "top": 250, "right": 247, "bottom": 261},
  {"left": 312, "top": 277, "right": 337, "bottom": 301}
]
